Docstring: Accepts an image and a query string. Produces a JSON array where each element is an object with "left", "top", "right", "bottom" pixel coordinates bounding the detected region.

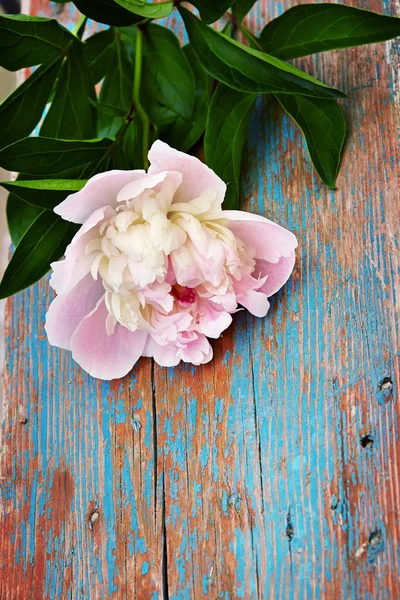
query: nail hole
[
  {"left": 228, "top": 493, "right": 241, "bottom": 512},
  {"left": 88, "top": 510, "right": 100, "bottom": 529},
  {"left": 132, "top": 418, "right": 141, "bottom": 432},
  {"left": 331, "top": 497, "right": 339, "bottom": 511},
  {"left": 367, "top": 529, "right": 384, "bottom": 563},
  {"left": 368, "top": 529, "right": 382, "bottom": 546},
  {"left": 379, "top": 377, "right": 393, "bottom": 393},
  {"left": 285, "top": 510, "right": 294, "bottom": 541},
  {"left": 19, "top": 417, "right": 28, "bottom": 424},
  {"left": 360, "top": 434, "right": 374, "bottom": 448}
]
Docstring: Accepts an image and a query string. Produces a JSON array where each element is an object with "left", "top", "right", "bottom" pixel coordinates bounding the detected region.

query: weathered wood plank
[{"left": 1, "top": 0, "right": 399, "bottom": 598}]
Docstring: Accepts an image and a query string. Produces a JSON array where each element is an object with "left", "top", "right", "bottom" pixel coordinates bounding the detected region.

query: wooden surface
[{"left": 1, "top": 0, "right": 400, "bottom": 598}]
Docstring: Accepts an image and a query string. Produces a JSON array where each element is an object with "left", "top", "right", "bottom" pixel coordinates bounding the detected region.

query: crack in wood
[
  {"left": 151, "top": 360, "right": 158, "bottom": 524},
  {"left": 151, "top": 360, "right": 169, "bottom": 598},
  {"left": 161, "top": 472, "right": 170, "bottom": 600}
]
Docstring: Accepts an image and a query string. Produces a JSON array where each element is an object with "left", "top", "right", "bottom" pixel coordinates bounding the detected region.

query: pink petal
[
  {"left": 117, "top": 171, "right": 182, "bottom": 204},
  {"left": 256, "top": 255, "right": 296, "bottom": 297},
  {"left": 180, "top": 334, "right": 213, "bottom": 365},
  {"left": 170, "top": 244, "right": 204, "bottom": 287},
  {"left": 194, "top": 298, "right": 233, "bottom": 338},
  {"left": 143, "top": 337, "right": 181, "bottom": 367},
  {"left": 148, "top": 140, "right": 226, "bottom": 204},
  {"left": 224, "top": 210, "right": 297, "bottom": 297},
  {"left": 144, "top": 333, "right": 213, "bottom": 367},
  {"left": 55, "top": 170, "right": 146, "bottom": 224},
  {"left": 237, "top": 290, "right": 270, "bottom": 318},
  {"left": 45, "top": 274, "right": 104, "bottom": 350},
  {"left": 50, "top": 206, "right": 115, "bottom": 295},
  {"left": 150, "top": 311, "right": 193, "bottom": 346},
  {"left": 223, "top": 210, "right": 298, "bottom": 262},
  {"left": 70, "top": 298, "right": 148, "bottom": 380},
  {"left": 198, "top": 311, "right": 232, "bottom": 338}
]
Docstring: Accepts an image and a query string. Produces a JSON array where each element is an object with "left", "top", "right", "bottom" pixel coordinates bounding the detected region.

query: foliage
[{"left": 0, "top": 1, "right": 399, "bottom": 297}]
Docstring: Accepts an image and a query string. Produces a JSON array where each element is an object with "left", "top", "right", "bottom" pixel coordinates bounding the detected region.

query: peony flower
[{"left": 45, "top": 141, "right": 297, "bottom": 380}]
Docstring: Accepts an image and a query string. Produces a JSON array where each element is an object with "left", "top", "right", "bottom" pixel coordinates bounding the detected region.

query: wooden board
[{"left": 1, "top": 0, "right": 399, "bottom": 598}]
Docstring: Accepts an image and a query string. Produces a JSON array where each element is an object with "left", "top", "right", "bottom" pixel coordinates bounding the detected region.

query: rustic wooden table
[{"left": 1, "top": 0, "right": 399, "bottom": 598}]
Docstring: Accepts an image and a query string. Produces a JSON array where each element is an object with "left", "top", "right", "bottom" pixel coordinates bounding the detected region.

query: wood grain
[{"left": 1, "top": 0, "right": 399, "bottom": 598}]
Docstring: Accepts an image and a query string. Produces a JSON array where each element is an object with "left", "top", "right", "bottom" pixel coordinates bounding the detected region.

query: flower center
[
  {"left": 84, "top": 183, "right": 252, "bottom": 335},
  {"left": 171, "top": 284, "right": 196, "bottom": 306}
]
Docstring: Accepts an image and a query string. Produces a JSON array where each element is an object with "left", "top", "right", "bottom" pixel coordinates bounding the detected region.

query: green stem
[
  {"left": 239, "top": 22, "right": 264, "bottom": 52},
  {"left": 72, "top": 14, "right": 87, "bottom": 39},
  {"left": 134, "top": 26, "right": 150, "bottom": 170}
]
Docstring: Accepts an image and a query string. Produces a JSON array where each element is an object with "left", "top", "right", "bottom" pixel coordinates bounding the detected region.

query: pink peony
[{"left": 45, "top": 141, "right": 297, "bottom": 380}]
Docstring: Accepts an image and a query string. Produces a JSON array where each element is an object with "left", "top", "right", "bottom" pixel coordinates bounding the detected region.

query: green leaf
[
  {"left": 260, "top": 3, "right": 400, "bottom": 60},
  {"left": 7, "top": 196, "right": 44, "bottom": 246},
  {"left": 72, "top": 0, "right": 142, "bottom": 26},
  {"left": 40, "top": 40, "right": 97, "bottom": 140},
  {"left": 276, "top": 94, "right": 346, "bottom": 188},
  {"left": 0, "top": 57, "right": 62, "bottom": 150},
  {"left": 180, "top": 44, "right": 211, "bottom": 151},
  {"left": 141, "top": 24, "right": 196, "bottom": 149},
  {"left": 0, "top": 210, "right": 79, "bottom": 299},
  {"left": 0, "top": 14, "right": 74, "bottom": 70},
  {"left": 118, "top": 25, "right": 138, "bottom": 63},
  {"left": 232, "top": 0, "right": 257, "bottom": 22},
  {"left": 0, "top": 137, "right": 113, "bottom": 177},
  {"left": 179, "top": 7, "right": 346, "bottom": 99},
  {"left": 97, "top": 32, "right": 134, "bottom": 138},
  {"left": 114, "top": 0, "right": 173, "bottom": 19},
  {"left": 205, "top": 84, "right": 256, "bottom": 209},
  {"left": 84, "top": 29, "right": 116, "bottom": 84},
  {"left": 1, "top": 179, "right": 87, "bottom": 209},
  {"left": 90, "top": 99, "right": 128, "bottom": 118},
  {"left": 0, "top": 15, "right": 95, "bottom": 151},
  {"left": 189, "top": 0, "right": 234, "bottom": 24},
  {"left": 114, "top": 114, "right": 148, "bottom": 169}
]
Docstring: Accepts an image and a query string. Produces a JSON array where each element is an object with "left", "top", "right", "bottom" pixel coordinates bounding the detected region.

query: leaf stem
[
  {"left": 238, "top": 22, "right": 264, "bottom": 52},
  {"left": 72, "top": 14, "right": 87, "bottom": 39},
  {"left": 134, "top": 26, "right": 150, "bottom": 170}
]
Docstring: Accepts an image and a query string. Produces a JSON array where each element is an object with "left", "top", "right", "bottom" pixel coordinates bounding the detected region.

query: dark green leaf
[
  {"left": 141, "top": 24, "right": 196, "bottom": 149},
  {"left": 41, "top": 40, "right": 97, "bottom": 140},
  {"left": 72, "top": 0, "right": 142, "bottom": 26},
  {"left": 118, "top": 25, "right": 138, "bottom": 63},
  {"left": 276, "top": 94, "right": 346, "bottom": 188},
  {"left": 0, "top": 14, "right": 74, "bottom": 70},
  {"left": 114, "top": 0, "right": 173, "bottom": 19},
  {"left": 189, "top": 0, "right": 234, "bottom": 24},
  {"left": 1, "top": 179, "right": 87, "bottom": 209},
  {"left": 7, "top": 196, "right": 44, "bottom": 246},
  {"left": 90, "top": 99, "right": 128, "bottom": 118},
  {"left": 0, "top": 137, "right": 113, "bottom": 177},
  {"left": 0, "top": 57, "right": 62, "bottom": 150},
  {"left": 84, "top": 28, "right": 116, "bottom": 84},
  {"left": 205, "top": 84, "right": 256, "bottom": 209},
  {"left": 179, "top": 7, "right": 346, "bottom": 99},
  {"left": 260, "top": 3, "right": 400, "bottom": 60},
  {"left": 0, "top": 210, "right": 79, "bottom": 299},
  {"left": 180, "top": 44, "right": 211, "bottom": 151},
  {"left": 114, "top": 115, "right": 147, "bottom": 169},
  {"left": 97, "top": 33, "right": 134, "bottom": 138},
  {"left": 232, "top": 0, "right": 257, "bottom": 22}
]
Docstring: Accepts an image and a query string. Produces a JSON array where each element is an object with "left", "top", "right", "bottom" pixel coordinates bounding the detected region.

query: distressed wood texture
[{"left": 1, "top": 0, "right": 400, "bottom": 598}]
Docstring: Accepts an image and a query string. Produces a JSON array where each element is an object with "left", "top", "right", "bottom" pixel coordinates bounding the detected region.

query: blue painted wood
[{"left": 1, "top": 0, "right": 399, "bottom": 598}]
